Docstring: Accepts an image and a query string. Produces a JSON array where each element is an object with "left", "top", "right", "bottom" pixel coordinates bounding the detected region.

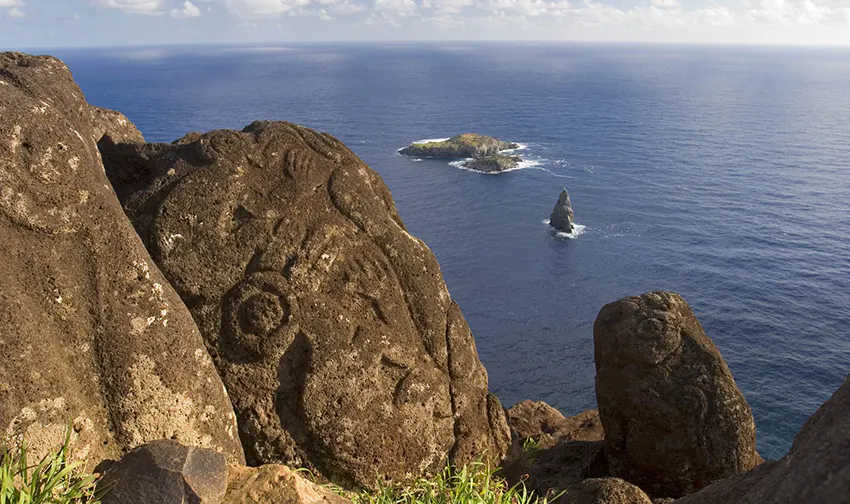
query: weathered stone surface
[
  {"left": 507, "top": 401, "right": 602, "bottom": 450},
  {"left": 560, "top": 478, "right": 653, "bottom": 504},
  {"left": 398, "top": 133, "right": 519, "bottom": 158},
  {"left": 227, "top": 464, "right": 352, "bottom": 504},
  {"left": 0, "top": 52, "right": 243, "bottom": 465},
  {"left": 674, "top": 374, "right": 850, "bottom": 504},
  {"left": 549, "top": 188, "right": 574, "bottom": 233},
  {"left": 100, "top": 440, "right": 228, "bottom": 504},
  {"left": 90, "top": 106, "right": 145, "bottom": 144},
  {"left": 594, "top": 292, "right": 759, "bottom": 498},
  {"left": 102, "top": 120, "right": 511, "bottom": 488}
]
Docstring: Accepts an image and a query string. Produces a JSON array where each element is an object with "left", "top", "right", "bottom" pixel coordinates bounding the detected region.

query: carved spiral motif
[{"left": 222, "top": 272, "right": 295, "bottom": 361}]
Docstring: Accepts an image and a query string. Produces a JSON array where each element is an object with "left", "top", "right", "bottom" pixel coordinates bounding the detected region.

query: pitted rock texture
[
  {"left": 102, "top": 120, "right": 511, "bottom": 488},
  {"left": 594, "top": 292, "right": 759, "bottom": 498},
  {"left": 674, "top": 374, "right": 850, "bottom": 504},
  {"left": 561, "top": 478, "right": 653, "bottom": 504},
  {"left": 100, "top": 440, "right": 228, "bottom": 504},
  {"left": 227, "top": 464, "right": 353, "bottom": 504},
  {"left": 0, "top": 52, "right": 243, "bottom": 465}
]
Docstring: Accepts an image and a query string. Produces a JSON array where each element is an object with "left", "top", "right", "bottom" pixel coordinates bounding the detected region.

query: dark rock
[
  {"left": 461, "top": 154, "right": 521, "bottom": 173},
  {"left": 102, "top": 120, "right": 511, "bottom": 488},
  {"left": 502, "top": 401, "right": 606, "bottom": 495},
  {"left": 594, "top": 292, "right": 760, "bottom": 498},
  {"left": 507, "top": 401, "right": 602, "bottom": 450},
  {"left": 226, "top": 463, "right": 353, "bottom": 504},
  {"left": 534, "top": 440, "right": 608, "bottom": 496},
  {"left": 399, "top": 133, "right": 519, "bottom": 158},
  {"left": 674, "top": 374, "right": 850, "bottom": 504},
  {"left": 99, "top": 440, "right": 228, "bottom": 504},
  {"left": 0, "top": 52, "right": 243, "bottom": 464},
  {"left": 559, "top": 478, "right": 653, "bottom": 504},
  {"left": 549, "top": 188, "right": 575, "bottom": 233}
]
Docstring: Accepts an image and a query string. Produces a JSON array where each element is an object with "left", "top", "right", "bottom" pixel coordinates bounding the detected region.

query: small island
[
  {"left": 399, "top": 133, "right": 523, "bottom": 173},
  {"left": 549, "top": 188, "right": 575, "bottom": 233}
]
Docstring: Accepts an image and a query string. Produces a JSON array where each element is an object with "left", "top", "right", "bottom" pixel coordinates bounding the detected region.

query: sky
[{"left": 1, "top": 0, "right": 849, "bottom": 48}]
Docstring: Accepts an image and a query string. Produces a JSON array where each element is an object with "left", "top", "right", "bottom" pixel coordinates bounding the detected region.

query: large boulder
[
  {"left": 101, "top": 121, "right": 511, "bottom": 488},
  {"left": 0, "top": 52, "right": 243, "bottom": 464},
  {"left": 594, "top": 292, "right": 759, "bottom": 498},
  {"left": 99, "top": 440, "right": 228, "bottom": 504},
  {"left": 227, "top": 464, "right": 352, "bottom": 504},
  {"left": 674, "top": 374, "right": 850, "bottom": 504},
  {"left": 560, "top": 478, "right": 653, "bottom": 504}
]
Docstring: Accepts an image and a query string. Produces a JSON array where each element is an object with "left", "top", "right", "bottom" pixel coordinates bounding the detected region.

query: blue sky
[{"left": 1, "top": 0, "right": 849, "bottom": 48}]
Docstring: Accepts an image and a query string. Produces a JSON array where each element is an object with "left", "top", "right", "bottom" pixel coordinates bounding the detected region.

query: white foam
[
  {"left": 411, "top": 158, "right": 424, "bottom": 162},
  {"left": 412, "top": 137, "right": 450, "bottom": 144},
  {"left": 516, "top": 158, "right": 542, "bottom": 170},
  {"left": 500, "top": 143, "right": 528, "bottom": 153},
  {"left": 447, "top": 158, "right": 534, "bottom": 175},
  {"left": 557, "top": 224, "right": 586, "bottom": 239},
  {"left": 543, "top": 220, "right": 586, "bottom": 240}
]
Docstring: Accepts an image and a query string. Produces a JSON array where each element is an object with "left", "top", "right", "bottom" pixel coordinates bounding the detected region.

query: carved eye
[
  {"left": 222, "top": 272, "right": 293, "bottom": 361},
  {"left": 240, "top": 292, "right": 286, "bottom": 336}
]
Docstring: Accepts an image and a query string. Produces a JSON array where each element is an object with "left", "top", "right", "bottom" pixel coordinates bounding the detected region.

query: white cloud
[
  {"left": 651, "top": 0, "right": 680, "bottom": 8},
  {"left": 220, "top": 0, "right": 310, "bottom": 17},
  {"left": 373, "top": 0, "right": 417, "bottom": 15},
  {"left": 93, "top": 0, "right": 168, "bottom": 13},
  {"left": 171, "top": 0, "right": 201, "bottom": 16},
  {"left": 8, "top": 6, "right": 23, "bottom": 16},
  {"left": 0, "top": 0, "right": 22, "bottom": 6}
]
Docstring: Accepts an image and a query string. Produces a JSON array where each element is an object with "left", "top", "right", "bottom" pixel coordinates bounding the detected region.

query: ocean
[{"left": 52, "top": 42, "right": 850, "bottom": 460}]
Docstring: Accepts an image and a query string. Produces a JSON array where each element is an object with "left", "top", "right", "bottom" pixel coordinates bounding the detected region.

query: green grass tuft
[
  {"left": 329, "top": 458, "right": 558, "bottom": 504},
  {"left": 521, "top": 437, "right": 542, "bottom": 467},
  {"left": 0, "top": 429, "right": 102, "bottom": 504}
]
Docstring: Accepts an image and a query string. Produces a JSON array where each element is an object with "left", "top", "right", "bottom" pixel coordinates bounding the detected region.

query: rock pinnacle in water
[{"left": 549, "top": 188, "right": 575, "bottom": 233}]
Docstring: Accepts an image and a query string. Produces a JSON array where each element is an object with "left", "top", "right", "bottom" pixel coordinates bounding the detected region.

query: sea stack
[{"left": 550, "top": 188, "right": 575, "bottom": 233}]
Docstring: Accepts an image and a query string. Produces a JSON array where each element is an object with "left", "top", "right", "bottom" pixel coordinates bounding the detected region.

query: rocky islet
[{"left": 398, "top": 133, "right": 523, "bottom": 173}]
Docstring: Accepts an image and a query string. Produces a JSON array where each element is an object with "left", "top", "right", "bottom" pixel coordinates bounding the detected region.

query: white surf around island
[
  {"left": 397, "top": 140, "right": 568, "bottom": 178},
  {"left": 542, "top": 219, "right": 586, "bottom": 239},
  {"left": 412, "top": 137, "right": 451, "bottom": 144}
]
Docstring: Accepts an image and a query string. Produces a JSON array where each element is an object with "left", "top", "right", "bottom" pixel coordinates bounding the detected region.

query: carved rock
[
  {"left": 102, "top": 120, "right": 511, "bottom": 488},
  {"left": 674, "top": 374, "right": 850, "bottom": 504},
  {"left": 594, "top": 292, "right": 759, "bottom": 498},
  {"left": 0, "top": 52, "right": 243, "bottom": 465}
]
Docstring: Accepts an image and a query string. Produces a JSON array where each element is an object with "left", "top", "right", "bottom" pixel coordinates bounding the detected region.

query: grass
[
  {"left": 327, "top": 459, "right": 559, "bottom": 504},
  {"left": 522, "top": 437, "right": 541, "bottom": 466},
  {"left": 0, "top": 429, "right": 102, "bottom": 504}
]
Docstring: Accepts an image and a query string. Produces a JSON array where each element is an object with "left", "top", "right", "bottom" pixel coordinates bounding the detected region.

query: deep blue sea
[{"left": 51, "top": 43, "right": 849, "bottom": 460}]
